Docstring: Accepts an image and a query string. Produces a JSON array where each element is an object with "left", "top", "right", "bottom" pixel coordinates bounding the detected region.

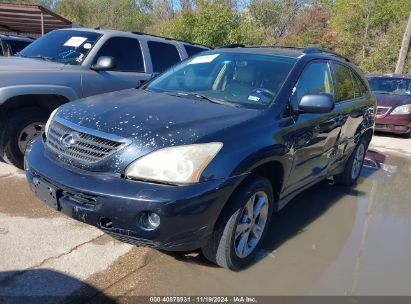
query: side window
[
  {"left": 93, "top": 37, "right": 144, "bottom": 72},
  {"left": 148, "top": 41, "right": 181, "bottom": 73},
  {"left": 333, "top": 63, "right": 356, "bottom": 102},
  {"left": 292, "top": 61, "right": 334, "bottom": 107},
  {"left": 184, "top": 44, "right": 207, "bottom": 57},
  {"left": 7, "top": 40, "right": 31, "bottom": 55}
]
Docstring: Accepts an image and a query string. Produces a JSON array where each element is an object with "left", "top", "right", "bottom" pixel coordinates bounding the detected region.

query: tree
[
  {"left": 280, "top": 4, "right": 331, "bottom": 47},
  {"left": 156, "top": 0, "right": 246, "bottom": 47},
  {"left": 330, "top": 0, "right": 411, "bottom": 67},
  {"left": 247, "top": 0, "right": 307, "bottom": 43},
  {"left": 55, "top": 0, "right": 153, "bottom": 31}
]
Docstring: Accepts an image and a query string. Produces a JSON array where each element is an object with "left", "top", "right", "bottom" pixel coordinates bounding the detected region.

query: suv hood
[
  {"left": 0, "top": 56, "right": 65, "bottom": 71},
  {"left": 57, "top": 89, "right": 260, "bottom": 148},
  {"left": 375, "top": 92, "right": 411, "bottom": 108}
]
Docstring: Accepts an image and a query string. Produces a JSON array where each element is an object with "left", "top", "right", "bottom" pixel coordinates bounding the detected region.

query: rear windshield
[
  {"left": 145, "top": 52, "right": 296, "bottom": 109},
  {"left": 367, "top": 77, "right": 411, "bottom": 96},
  {"left": 19, "top": 30, "right": 101, "bottom": 65}
]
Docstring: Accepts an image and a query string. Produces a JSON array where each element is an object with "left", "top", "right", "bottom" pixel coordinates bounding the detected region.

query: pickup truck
[{"left": 0, "top": 28, "right": 209, "bottom": 168}]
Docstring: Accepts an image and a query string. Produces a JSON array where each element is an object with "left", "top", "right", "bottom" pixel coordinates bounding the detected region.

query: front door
[
  {"left": 284, "top": 60, "right": 341, "bottom": 195},
  {"left": 82, "top": 37, "right": 151, "bottom": 97}
]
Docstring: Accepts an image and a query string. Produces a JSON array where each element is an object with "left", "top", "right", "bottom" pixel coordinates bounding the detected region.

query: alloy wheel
[
  {"left": 351, "top": 143, "right": 365, "bottom": 180},
  {"left": 17, "top": 122, "right": 44, "bottom": 154},
  {"left": 234, "top": 191, "right": 269, "bottom": 258}
]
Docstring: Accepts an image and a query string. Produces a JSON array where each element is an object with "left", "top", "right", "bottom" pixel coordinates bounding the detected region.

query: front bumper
[
  {"left": 375, "top": 114, "right": 411, "bottom": 134},
  {"left": 25, "top": 138, "right": 241, "bottom": 251}
]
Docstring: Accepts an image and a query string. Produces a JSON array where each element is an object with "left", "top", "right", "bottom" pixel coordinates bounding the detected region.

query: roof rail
[
  {"left": 303, "top": 47, "right": 350, "bottom": 62},
  {"left": 131, "top": 31, "right": 211, "bottom": 49},
  {"left": 217, "top": 44, "right": 350, "bottom": 62}
]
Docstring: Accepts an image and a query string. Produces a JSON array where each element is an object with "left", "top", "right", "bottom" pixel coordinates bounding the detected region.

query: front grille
[
  {"left": 376, "top": 106, "right": 390, "bottom": 116},
  {"left": 46, "top": 120, "right": 124, "bottom": 164}
]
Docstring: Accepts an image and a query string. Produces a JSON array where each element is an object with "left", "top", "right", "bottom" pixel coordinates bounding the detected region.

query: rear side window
[
  {"left": 333, "top": 63, "right": 356, "bottom": 102},
  {"left": 352, "top": 72, "right": 368, "bottom": 97},
  {"left": 292, "top": 61, "right": 334, "bottom": 106},
  {"left": 94, "top": 37, "right": 144, "bottom": 72},
  {"left": 184, "top": 44, "right": 207, "bottom": 57},
  {"left": 148, "top": 41, "right": 181, "bottom": 73}
]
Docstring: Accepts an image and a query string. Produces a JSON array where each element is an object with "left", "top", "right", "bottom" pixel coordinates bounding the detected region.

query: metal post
[
  {"left": 41, "top": 11, "right": 44, "bottom": 36},
  {"left": 395, "top": 12, "right": 411, "bottom": 74}
]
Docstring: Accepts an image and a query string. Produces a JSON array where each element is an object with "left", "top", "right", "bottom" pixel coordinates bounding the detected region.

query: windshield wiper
[
  {"left": 175, "top": 92, "right": 234, "bottom": 106},
  {"left": 19, "top": 54, "right": 54, "bottom": 62}
]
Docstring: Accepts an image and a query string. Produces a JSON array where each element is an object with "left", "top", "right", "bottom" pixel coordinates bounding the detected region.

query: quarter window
[
  {"left": 93, "top": 37, "right": 144, "bottom": 72},
  {"left": 293, "top": 61, "right": 334, "bottom": 106},
  {"left": 333, "top": 63, "right": 356, "bottom": 102},
  {"left": 148, "top": 41, "right": 181, "bottom": 73},
  {"left": 184, "top": 44, "right": 207, "bottom": 57}
]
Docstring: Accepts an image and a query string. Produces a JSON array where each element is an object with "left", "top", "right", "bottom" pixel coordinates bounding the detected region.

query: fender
[{"left": 0, "top": 84, "right": 79, "bottom": 106}]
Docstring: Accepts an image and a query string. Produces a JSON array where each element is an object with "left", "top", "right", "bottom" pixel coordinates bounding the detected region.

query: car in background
[
  {"left": 0, "top": 34, "right": 33, "bottom": 56},
  {"left": 26, "top": 46, "right": 375, "bottom": 270},
  {"left": 366, "top": 74, "right": 411, "bottom": 137},
  {"left": 0, "top": 28, "right": 209, "bottom": 169}
]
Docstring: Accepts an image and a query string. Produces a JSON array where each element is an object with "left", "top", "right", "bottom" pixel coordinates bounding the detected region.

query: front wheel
[
  {"left": 334, "top": 139, "right": 366, "bottom": 186},
  {"left": 202, "top": 176, "right": 274, "bottom": 270},
  {"left": 1, "top": 108, "right": 48, "bottom": 169}
]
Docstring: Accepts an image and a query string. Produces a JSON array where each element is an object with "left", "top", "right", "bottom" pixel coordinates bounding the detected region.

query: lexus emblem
[{"left": 60, "top": 132, "right": 79, "bottom": 148}]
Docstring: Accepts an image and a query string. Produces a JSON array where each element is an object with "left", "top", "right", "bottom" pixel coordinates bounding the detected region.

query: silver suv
[{"left": 0, "top": 28, "right": 209, "bottom": 168}]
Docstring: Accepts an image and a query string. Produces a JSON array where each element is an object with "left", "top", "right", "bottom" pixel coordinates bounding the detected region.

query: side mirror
[
  {"left": 299, "top": 93, "right": 334, "bottom": 113},
  {"left": 91, "top": 56, "right": 115, "bottom": 71}
]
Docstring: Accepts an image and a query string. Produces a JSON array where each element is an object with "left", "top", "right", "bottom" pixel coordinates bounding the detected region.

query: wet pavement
[{"left": 0, "top": 134, "right": 410, "bottom": 299}]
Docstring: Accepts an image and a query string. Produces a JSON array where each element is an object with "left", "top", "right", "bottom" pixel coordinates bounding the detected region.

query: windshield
[
  {"left": 19, "top": 30, "right": 101, "bottom": 65},
  {"left": 145, "top": 52, "right": 296, "bottom": 108},
  {"left": 367, "top": 77, "right": 411, "bottom": 96}
]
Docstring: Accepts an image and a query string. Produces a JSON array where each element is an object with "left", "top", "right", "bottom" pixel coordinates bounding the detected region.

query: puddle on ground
[{"left": 121, "top": 150, "right": 411, "bottom": 296}]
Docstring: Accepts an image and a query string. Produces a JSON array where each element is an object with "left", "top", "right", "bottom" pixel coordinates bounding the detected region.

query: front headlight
[
  {"left": 391, "top": 104, "right": 411, "bottom": 115},
  {"left": 125, "top": 142, "right": 223, "bottom": 184},
  {"left": 45, "top": 108, "right": 59, "bottom": 137}
]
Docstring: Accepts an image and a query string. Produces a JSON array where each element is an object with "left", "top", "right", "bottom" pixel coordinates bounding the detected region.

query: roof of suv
[
  {"left": 217, "top": 45, "right": 350, "bottom": 62},
  {"left": 58, "top": 27, "right": 211, "bottom": 49}
]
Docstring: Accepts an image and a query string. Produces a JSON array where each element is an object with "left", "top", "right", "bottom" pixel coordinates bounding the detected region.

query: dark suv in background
[
  {"left": 25, "top": 46, "right": 375, "bottom": 270},
  {"left": 0, "top": 34, "right": 33, "bottom": 56}
]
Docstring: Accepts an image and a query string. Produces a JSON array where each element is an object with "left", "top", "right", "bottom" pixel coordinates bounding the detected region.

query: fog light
[{"left": 140, "top": 212, "right": 160, "bottom": 230}]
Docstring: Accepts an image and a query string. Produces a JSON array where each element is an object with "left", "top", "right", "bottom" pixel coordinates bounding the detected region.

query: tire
[
  {"left": 202, "top": 176, "right": 274, "bottom": 270},
  {"left": 334, "top": 138, "right": 367, "bottom": 186},
  {"left": 0, "top": 108, "right": 49, "bottom": 169}
]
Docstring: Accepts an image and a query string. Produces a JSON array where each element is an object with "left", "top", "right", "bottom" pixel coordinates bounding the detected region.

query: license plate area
[{"left": 32, "top": 177, "right": 60, "bottom": 210}]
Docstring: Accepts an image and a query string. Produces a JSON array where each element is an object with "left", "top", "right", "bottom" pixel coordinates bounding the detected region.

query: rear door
[
  {"left": 82, "top": 37, "right": 150, "bottom": 97},
  {"left": 328, "top": 62, "right": 370, "bottom": 171},
  {"left": 284, "top": 60, "right": 341, "bottom": 195}
]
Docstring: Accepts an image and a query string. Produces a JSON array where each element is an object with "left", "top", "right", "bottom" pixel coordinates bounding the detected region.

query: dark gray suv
[{"left": 0, "top": 28, "right": 209, "bottom": 168}]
